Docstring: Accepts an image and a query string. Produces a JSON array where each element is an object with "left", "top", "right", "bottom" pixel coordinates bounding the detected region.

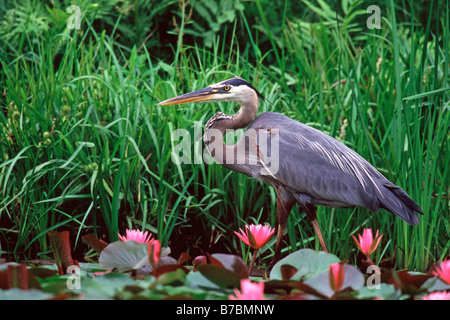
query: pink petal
[
  {"left": 148, "top": 240, "right": 161, "bottom": 266},
  {"left": 228, "top": 279, "right": 265, "bottom": 300},
  {"left": 420, "top": 291, "right": 450, "bottom": 300},
  {"left": 118, "top": 229, "right": 153, "bottom": 244},
  {"left": 432, "top": 260, "right": 450, "bottom": 284},
  {"left": 234, "top": 229, "right": 251, "bottom": 247},
  {"left": 353, "top": 228, "right": 383, "bottom": 256},
  {"left": 234, "top": 224, "right": 274, "bottom": 249},
  {"left": 329, "top": 263, "right": 345, "bottom": 292}
]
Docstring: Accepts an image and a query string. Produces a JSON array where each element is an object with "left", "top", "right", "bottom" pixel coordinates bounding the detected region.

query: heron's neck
[
  {"left": 203, "top": 97, "right": 259, "bottom": 168},
  {"left": 206, "top": 98, "right": 258, "bottom": 135}
]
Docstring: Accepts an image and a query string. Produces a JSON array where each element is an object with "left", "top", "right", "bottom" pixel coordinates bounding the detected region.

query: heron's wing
[
  {"left": 276, "top": 128, "right": 381, "bottom": 210},
  {"left": 248, "top": 112, "right": 421, "bottom": 223}
]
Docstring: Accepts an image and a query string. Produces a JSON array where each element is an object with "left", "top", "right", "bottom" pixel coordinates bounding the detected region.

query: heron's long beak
[{"left": 158, "top": 87, "right": 215, "bottom": 106}]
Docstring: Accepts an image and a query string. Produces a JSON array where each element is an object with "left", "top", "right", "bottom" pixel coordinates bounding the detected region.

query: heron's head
[{"left": 158, "top": 77, "right": 264, "bottom": 106}]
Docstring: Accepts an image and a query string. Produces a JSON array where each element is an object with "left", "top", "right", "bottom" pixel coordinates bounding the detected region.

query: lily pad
[
  {"left": 0, "top": 288, "right": 53, "bottom": 300},
  {"left": 47, "top": 231, "right": 77, "bottom": 275},
  {"left": 154, "top": 268, "right": 187, "bottom": 287},
  {"left": 185, "top": 269, "right": 222, "bottom": 290},
  {"left": 356, "top": 283, "right": 402, "bottom": 300},
  {"left": 420, "top": 277, "right": 450, "bottom": 292},
  {"left": 193, "top": 253, "right": 249, "bottom": 289},
  {"left": 270, "top": 249, "right": 340, "bottom": 281},
  {"left": 303, "top": 263, "right": 365, "bottom": 298},
  {"left": 197, "top": 264, "right": 242, "bottom": 289},
  {"left": 388, "top": 270, "right": 431, "bottom": 296},
  {"left": 80, "top": 272, "right": 136, "bottom": 299},
  {"left": 210, "top": 253, "right": 249, "bottom": 278},
  {"left": 99, "top": 241, "right": 149, "bottom": 272},
  {"left": 82, "top": 234, "right": 109, "bottom": 253}
]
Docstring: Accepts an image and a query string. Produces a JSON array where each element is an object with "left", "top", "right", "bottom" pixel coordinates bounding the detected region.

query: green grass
[{"left": 0, "top": 0, "right": 449, "bottom": 271}]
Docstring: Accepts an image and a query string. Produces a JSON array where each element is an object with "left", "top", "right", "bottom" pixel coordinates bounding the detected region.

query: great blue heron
[{"left": 158, "top": 77, "right": 422, "bottom": 263}]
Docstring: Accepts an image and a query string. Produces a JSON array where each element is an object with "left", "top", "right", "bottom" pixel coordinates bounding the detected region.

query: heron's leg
[
  {"left": 272, "top": 191, "right": 295, "bottom": 266},
  {"left": 305, "top": 205, "right": 329, "bottom": 253}
]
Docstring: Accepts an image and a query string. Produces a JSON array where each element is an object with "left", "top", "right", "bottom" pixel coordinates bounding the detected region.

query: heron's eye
[{"left": 223, "top": 86, "right": 230, "bottom": 91}]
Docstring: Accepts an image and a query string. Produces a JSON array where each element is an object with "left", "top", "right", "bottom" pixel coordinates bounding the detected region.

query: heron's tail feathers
[{"left": 378, "top": 184, "right": 423, "bottom": 225}]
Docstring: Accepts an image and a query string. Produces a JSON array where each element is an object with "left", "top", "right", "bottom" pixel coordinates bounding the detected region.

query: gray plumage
[
  {"left": 159, "top": 77, "right": 422, "bottom": 262},
  {"left": 246, "top": 111, "right": 422, "bottom": 225}
]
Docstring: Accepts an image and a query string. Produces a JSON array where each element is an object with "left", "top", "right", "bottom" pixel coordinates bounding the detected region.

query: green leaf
[
  {"left": 403, "top": 87, "right": 450, "bottom": 101},
  {"left": 197, "top": 265, "right": 242, "bottom": 289},
  {"left": 420, "top": 277, "right": 450, "bottom": 293},
  {"left": 356, "top": 283, "right": 402, "bottom": 300},
  {"left": 185, "top": 270, "right": 222, "bottom": 290},
  {"left": 0, "top": 288, "right": 53, "bottom": 300},
  {"left": 99, "top": 241, "right": 149, "bottom": 272},
  {"left": 59, "top": 141, "right": 94, "bottom": 169},
  {"left": 303, "top": 264, "right": 365, "bottom": 298},
  {"left": 270, "top": 249, "right": 340, "bottom": 281},
  {"left": 79, "top": 273, "right": 136, "bottom": 299},
  {"left": 154, "top": 268, "right": 187, "bottom": 287},
  {"left": 210, "top": 253, "right": 248, "bottom": 278}
]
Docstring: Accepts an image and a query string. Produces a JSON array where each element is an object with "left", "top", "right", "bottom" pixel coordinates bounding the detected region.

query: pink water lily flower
[
  {"left": 229, "top": 279, "right": 265, "bottom": 300},
  {"left": 352, "top": 228, "right": 383, "bottom": 256},
  {"left": 148, "top": 239, "right": 161, "bottom": 266},
  {"left": 420, "top": 291, "right": 450, "bottom": 300},
  {"left": 329, "top": 262, "right": 345, "bottom": 293},
  {"left": 234, "top": 224, "right": 275, "bottom": 250},
  {"left": 118, "top": 229, "right": 153, "bottom": 244},
  {"left": 432, "top": 260, "right": 450, "bottom": 284}
]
